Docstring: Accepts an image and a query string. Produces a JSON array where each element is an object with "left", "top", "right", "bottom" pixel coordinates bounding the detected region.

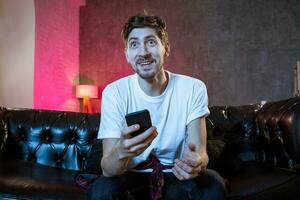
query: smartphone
[{"left": 125, "top": 109, "right": 152, "bottom": 137}]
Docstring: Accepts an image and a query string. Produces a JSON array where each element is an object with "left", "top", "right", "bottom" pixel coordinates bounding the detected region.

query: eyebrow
[{"left": 128, "top": 35, "right": 157, "bottom": 43}]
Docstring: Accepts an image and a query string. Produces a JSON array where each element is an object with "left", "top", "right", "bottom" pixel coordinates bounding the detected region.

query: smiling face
[{"left": 125, "top": 27, "right": 170, "bottom": 80}]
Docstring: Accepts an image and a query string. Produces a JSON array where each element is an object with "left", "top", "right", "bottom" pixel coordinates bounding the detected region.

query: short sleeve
[
  {"left": 186, "top": 80, "right": 210, "bottom": 125},
  {"left": 98, "top": 85, "right": 124, "bottom": 139}
]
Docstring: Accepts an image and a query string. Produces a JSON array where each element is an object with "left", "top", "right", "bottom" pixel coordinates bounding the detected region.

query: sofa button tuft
[{"left": 215, "top": 131, "right": 222, "bottom": 136}]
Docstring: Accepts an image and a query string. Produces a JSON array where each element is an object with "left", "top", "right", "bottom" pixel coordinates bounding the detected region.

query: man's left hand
[{"left": 172, "top": 143, "right": 207, "bottom": 180}]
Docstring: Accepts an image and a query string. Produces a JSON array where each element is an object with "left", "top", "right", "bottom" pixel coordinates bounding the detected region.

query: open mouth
[{"left": 137, "top": 60, "right": 154, "bottom": 66}]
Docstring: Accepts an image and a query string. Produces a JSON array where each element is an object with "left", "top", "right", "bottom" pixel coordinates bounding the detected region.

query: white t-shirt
[{"left": 98, "top": 71, "right": 210, "bottom": 171}]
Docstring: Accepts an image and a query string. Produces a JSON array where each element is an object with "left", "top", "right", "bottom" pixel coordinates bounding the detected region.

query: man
[{"left": 88, "top": 12, "right": 226, "bottom": 200}]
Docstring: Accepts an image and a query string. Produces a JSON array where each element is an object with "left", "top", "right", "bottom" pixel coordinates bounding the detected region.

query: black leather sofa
[{"left": 0, "top": 97, "right": 300, "bottom": 199}]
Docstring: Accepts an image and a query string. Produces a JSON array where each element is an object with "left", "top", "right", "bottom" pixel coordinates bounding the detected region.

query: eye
[
  {"left": 147, "top": 39, "right": 157, "bottom": 47},
  {"left": 129, "top": 41, "right": 139, "bottom": 49}
]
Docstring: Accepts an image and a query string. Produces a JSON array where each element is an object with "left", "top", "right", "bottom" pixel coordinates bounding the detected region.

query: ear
[
  {"left": 124, "top": 48, "right": 130, "bottom": 63},
  {"left": 164, "top": 42, "right": 170, "bottom": 57}
]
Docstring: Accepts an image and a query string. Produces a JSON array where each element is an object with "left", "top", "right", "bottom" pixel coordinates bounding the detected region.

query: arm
[
  {"left": 101, "top": 125, "right": 157, "bottom": 177},
  {"left": 187, "top": 116, "right": 209, "bottom": 167},
  {"left": 172, "top": 116, "right": 208, "bottom": 180}
]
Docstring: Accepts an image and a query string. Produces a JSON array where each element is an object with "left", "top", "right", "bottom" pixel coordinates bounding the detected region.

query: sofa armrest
[{"left": 256, "top": 97, "right": 300, "bottom": 169}]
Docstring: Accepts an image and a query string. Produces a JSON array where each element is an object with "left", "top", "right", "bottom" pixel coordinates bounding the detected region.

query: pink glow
[{"left": 34, "top": 0, "right": 82, "bottom": 111}]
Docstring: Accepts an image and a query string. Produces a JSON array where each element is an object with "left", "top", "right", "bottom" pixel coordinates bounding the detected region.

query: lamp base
[{"left": 82, "top": 96, "right": 92, "bottom": 113}]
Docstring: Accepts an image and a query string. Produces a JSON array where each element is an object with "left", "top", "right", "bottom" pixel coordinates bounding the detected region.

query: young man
[{"left": 88, "top": 13, "right": 226, "bottom": 200}]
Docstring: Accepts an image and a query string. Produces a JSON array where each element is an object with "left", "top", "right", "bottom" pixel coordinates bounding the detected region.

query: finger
[
  {"left": 172, "top": 167, "right": 184, "bottom": 180},
  {"left": 128, "top": 139, "right": 151, "bottom": 153},
  {"left": 195, "top": 164, "right": 202, "bottom": 173},
  {"left": 123, "top": 127, "right": 157, "bottom": 149},
  {"left": 176, "top": 158, "right": 201, "bottom": 175},
  {"left": 128, "top": 128, "right": 157, "bottom": 151},
  {"left": 126, "top": 127, "right": 156, "bottom": 145},
  {"left": 182, "top": 156, "right": 202, "bottom": 168},
  {"left": 173, "top": 163, "right": 196, "bottom": 180},
  {"left": 134, "top": 126, "right": 157, "bottom": 141},
  {"left": 182, "top": 150, "right": 202, "bottom": 167},
  {"left": 129, "top": 131, "right": 157, "bottom": 152},
  {"left": 116, "top": 142, "right": 139, "bottom": 159},
  {"left": 122, "top": 124, "right": 140, "bottom": 139},
  {"left": 175, "top": 159, "right": 194, "bottom": 174}
]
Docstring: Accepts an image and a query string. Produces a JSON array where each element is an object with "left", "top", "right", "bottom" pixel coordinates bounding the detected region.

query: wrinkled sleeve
[
  {"left": 186, "top": 80, "right": 210, "bottom": 125},
  {"left": 98, "top": 85, "right": 124, "bottom": 139}
]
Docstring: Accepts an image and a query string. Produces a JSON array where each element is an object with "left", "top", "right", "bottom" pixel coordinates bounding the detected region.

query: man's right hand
[
  {"left": 101, "top": 124, "right": 157, "bottom": 177},
  {"left": 116, "top": 124, "right": 158, "bottom": 160}
]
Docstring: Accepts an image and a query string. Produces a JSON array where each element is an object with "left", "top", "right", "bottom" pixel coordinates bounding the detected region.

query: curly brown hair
[{"left": 121, "top": 12, "right": 168, "bottom": 46}]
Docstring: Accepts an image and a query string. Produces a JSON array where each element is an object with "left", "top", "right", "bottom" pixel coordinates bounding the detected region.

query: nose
[{"left": 139, "top": 44, "right": 149, "bottom": 56}]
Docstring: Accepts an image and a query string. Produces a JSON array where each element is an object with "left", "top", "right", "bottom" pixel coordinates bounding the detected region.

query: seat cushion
[
  {"left": 227, "top": 163, "right": 300, "bottom": 200},
  {"left": 0, "top": 159, "right": 86, "bottom": 199}
]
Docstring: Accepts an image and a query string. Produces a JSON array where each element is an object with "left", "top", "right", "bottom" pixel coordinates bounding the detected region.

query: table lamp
[{"left": 76, "top": 85, "right": 98, "bottom": 113}]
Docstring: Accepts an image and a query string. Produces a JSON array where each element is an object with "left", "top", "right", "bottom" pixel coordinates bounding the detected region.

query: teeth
[{"left": 138, "top": 61, "right": 152, "bottom": 65}]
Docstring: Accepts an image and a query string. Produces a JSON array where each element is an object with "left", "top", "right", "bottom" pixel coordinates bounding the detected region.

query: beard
[{"left": 134, "top": 62, "right": 163, "bottom": 80}]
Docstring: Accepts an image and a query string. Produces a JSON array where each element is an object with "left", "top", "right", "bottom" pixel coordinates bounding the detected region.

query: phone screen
[{"left": 125, "top": 109, "right": 152, "bottom": 137}]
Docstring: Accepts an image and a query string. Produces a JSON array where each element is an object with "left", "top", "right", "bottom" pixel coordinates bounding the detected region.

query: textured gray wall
[
  {"left": 80, "top": 0, "right": 300, "bottom": 107},
  {"left": 189, "top": 0, "right": 300, "bottom": 105}
]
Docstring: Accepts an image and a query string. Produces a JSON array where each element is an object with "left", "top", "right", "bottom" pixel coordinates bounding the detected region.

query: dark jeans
[{"left": 87, "top": 169, "right": 226, "bottom": 200}]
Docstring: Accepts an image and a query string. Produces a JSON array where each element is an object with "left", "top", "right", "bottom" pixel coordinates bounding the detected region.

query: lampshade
[{"left": 76, "top": 85, "right": 98, "bottom": 99}]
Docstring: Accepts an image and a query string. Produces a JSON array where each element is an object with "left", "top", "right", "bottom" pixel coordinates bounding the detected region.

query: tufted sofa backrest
[
  {"left": 1, "top": 97, "right": 300, "bottom": 175},
  {"left": 205, "top": 104, "right": 261, "bottom": 177},
  {"left": 205, "top": 97, "right": 300, "bottom": 178},
  {"left": 1, "top": 108, "right": 100, "bottom": 171}
]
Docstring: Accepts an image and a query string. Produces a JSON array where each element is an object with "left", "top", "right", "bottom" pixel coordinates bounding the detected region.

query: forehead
[{"left": 128, "top": 27, "right": 159, "bottom": 41}]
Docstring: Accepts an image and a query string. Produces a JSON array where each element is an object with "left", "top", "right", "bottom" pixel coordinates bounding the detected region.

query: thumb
[{"left": 188, "top": 143, "right": 196, "bottom": 152}]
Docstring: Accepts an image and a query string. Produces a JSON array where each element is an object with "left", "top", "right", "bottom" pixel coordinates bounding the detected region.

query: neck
[{"left": 138, "top": 70, "right": 169, "bottom": 96}]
